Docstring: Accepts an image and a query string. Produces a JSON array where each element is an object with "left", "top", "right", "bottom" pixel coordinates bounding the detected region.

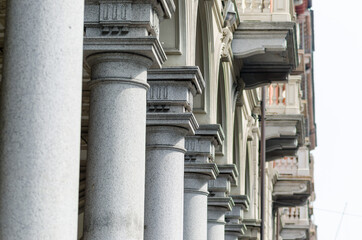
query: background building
[{"left": 0, "top": 0, "right": 317, "bottom": 239}]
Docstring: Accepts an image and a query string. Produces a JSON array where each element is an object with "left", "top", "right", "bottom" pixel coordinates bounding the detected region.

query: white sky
[{"left": 313, "top": 0, "right": 362, "bottom": 239}]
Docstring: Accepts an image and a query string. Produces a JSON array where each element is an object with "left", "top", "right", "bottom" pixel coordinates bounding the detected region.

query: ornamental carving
[{"left": 221, "top": 27, "right": 233, "bottom": 60}]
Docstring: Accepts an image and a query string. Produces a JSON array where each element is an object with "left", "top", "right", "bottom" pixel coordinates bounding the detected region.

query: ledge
[
  {"left": 280, "top": 227, "right": 309, "bottom": 240},
  {"left": 218, "top": 164, "right": 239, "bottom": 185},
  {"left": 273, "top": 178, "right": 312, "bottom": 207},
  {"left": 146, "top": 112, "right": 199, "bottom": 135},
  {"left": 265, "top": 115, "right": 305, "bottom": 161},
  {"left": 232, "top": 21, "right": 298, "bottom": 89},
  {"left": 230, "top": 195, "right": 250, "bottom": 211},
  {"left": 225, "top": 223, "right": 247, "bottom": 236},
  {"left": 184, "top": 163, "right": 219, "bottom": 179},
  {"left": 195, "top": 124, "right": 225, "bottom": 147},
  {"left": 208, "top": 197, "right": 235, "bottom": 211}
]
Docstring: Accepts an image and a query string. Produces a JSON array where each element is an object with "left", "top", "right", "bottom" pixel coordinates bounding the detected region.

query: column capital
[
  {"left": 194, "top": 124, "right": 225, "bottom": 147},
  {"left": 84, "top": 0, "right": 175, "bottom": 67},
  {"left": 184, "top": 163, "right": 219, "bottom": 179},
  {"left": 147, "top": 112, "right": 199, "bottom": 135},
  {"left": 230, "top": 195, "right": 250, "bottom": 211},
  {"left": 226, "top": 195, "right": 250, "bottom": 228},
  {"left": 147, "top": 66, "right": 205, "bottom": 113},
  {"left": 148, "top": 66, "right": 205, "bottom": 95},
  {"left": 225, "top": 223, "right": 247, "bottom": 238},
  {"left": 185, "top": 124, "right": 224, "bottom": 163},
  {"left": 218, "top": 164, "right": 239, "bottom": 185},
  {"left": 208, "top": 197, "right": 235, "bottom": 212}
]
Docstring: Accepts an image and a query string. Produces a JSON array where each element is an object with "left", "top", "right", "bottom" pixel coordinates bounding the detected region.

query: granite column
[
  {"left": 144, "top": 67, "right": 205, "bottom": 240},
  {"left": 0, "top": 0, "right": 84, "bottom": 238},
  {"left": 208, "top": 164, "right": 238, "bottom": 240},
  {"left": 183, "top": 124, "right": 224, "bottom": 240},
  {"left": 82, "top": 1, "right": 174, "bottom": 239}
]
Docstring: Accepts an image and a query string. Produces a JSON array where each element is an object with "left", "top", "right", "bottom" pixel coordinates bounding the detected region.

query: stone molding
[
  {"left": 240, "top": 219, "right": 261, "bottom": 240},
  {"left": 230, "top": 195, "right": 250, "bottom": 211},
  {"left": 148, "top": 66, "right": 205, "bottom": 94},
  {"left": 184, "top": 163, "right": 219, "bottom": 179},
  {"left": 218, "top": 164, "right": 239, "bottom": 185},
  {"left": 147, "top": 112, "right": 199, "bottom": 135},
  {"left": 280, "top": 228, "right": 308, "bottom": 240},
  {"left": 225, "top": 223, "right": 247, "bottom": 237},
  {"left": 208, "top": 197, "right": 235, "bottom": 212}
]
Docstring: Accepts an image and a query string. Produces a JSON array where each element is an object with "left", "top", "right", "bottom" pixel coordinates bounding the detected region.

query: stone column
[
  {"left": 225, "top": 195, "right": 250, "bottom": 240},
  {"left": 82, "top": 1, "right": 174, "bottom": 239},
  {"left": 83, "top": 54, "right": 152, "bottom": 240},
  {"left": 0, "top": 1, "right": 84, "bottom": 239},
  {"left": 183, "top": 124, "right": 225, "bottom": 240},
  {"left": 208, "top": 164, "right": 238, "bottom": 240},
  {"left": 144, "top": 67, "right": 205, "bottom": 240}
]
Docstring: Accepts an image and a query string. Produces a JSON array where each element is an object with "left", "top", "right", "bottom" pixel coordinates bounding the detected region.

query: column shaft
[
  {"left": 0, "top": 1, "right": 84, "bottom": 239},
  {"left": 208, "top": 208, "right": 227, "bottom": 240},
  {"left": 144, "top": 126, "right": 188, "bottom": 240},
  {"left": 83, "top": 53, "right": 152, "bottom": 240},
  {"left": 184, "top": 176, "right": 209, "bottom": 240}
]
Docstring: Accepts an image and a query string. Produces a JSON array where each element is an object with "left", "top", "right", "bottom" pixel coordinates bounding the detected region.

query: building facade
[{"left": 0, "top": 0, "right": 317, "bottom": 239}]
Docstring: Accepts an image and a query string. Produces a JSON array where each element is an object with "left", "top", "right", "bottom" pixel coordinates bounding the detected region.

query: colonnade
[{"left": 0, "top": 1, "right": 250, "bottom": 240}]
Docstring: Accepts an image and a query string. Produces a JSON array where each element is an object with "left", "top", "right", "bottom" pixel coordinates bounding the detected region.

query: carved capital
[
  {"left": 185, "top": 124, "right": 225, "bottom": 163},
  {"left": 84, "top": 1, "right": 171, "bottom": 67}
]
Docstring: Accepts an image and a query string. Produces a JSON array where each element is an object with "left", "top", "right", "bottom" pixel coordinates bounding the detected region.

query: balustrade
[
  {"left": 273, "top": 147, "right": 310, "bottom": 177},
  {"left": 280, "top": 205, "right": 309, "bottom": 225},
  {"left": 237, "top": 0, "right": 295, "bottom": 21},
  {"left": 266, "top": 75, "right": 303, "bottom": 115}
]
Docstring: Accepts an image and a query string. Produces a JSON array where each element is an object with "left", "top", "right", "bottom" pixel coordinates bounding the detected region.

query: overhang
[{"left": 232, "top": 22, "right": 298, "bottom": 89}]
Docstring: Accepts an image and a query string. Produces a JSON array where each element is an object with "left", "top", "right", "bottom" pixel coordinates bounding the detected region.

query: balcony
[
  {"left": 232, "top": 0, "right": 298, "bottom": 89},
  {"left": 272, "top": 147, "right": 312, "bottom": 207},
  {"left": 279, "top": 205, "right": 310, "bottom": 240},
  {"left": 236, "top": 0, "right": 296, "bottom": 22},
  {"left": 273, "top": 147, "right": 310, "bottom": 177},
  {"left": 265, "top": 75, "right": 305, "bottom": 161},
  {"left": 266, "top": 75, "right": 303, "bottom": 115}
]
